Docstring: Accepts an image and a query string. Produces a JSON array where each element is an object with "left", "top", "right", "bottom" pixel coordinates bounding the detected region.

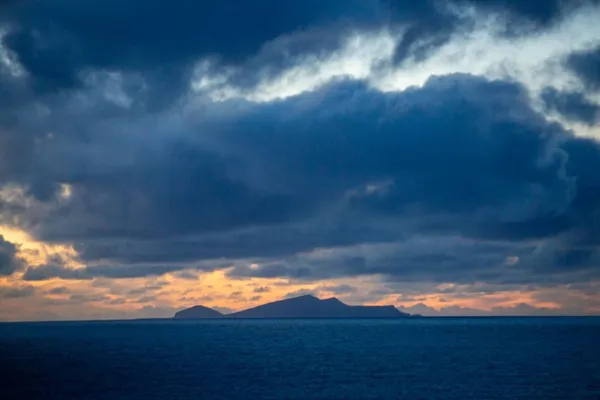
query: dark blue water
[{"left": 1, "top": 318, "right": 599, "bottom": 399}]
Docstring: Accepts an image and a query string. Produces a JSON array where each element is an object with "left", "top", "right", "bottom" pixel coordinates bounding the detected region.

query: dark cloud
[
  {"left": 230, "top": 262, "right": 313, "bottom": 280},
  {"left": 172, "top": 271, "right": 200, "bottom": 280},
  {"left": 46, "top": 286, "right": 70, "bottom": 295},
  {"left": 228, "top": 233, "right": 600, "bottom": 287},
  {"left": 22, "top": 260, "right": 193, "bottom": 281},
  {"left": 458, "top": 0, "right": 593, "bottom": 25},
  {"left": 28, "top": 138, "right": 304, "bottom": 241},
  {"left": 253, "top": 286, "right": 271, "bottom": 293},
  {"left": 0, "top": 0, "right": 599, "bottom": 304},
  {"left": 83, "top": 263, "right": 212, "bottom": 279},
  {"left": 136, "top": 295, "right": 157, "bottom": 304},
  {"left": 381, "top": 1, "right": 461, "bottom": 64},
  {"left": 265, "top": 284, "right": 356, "bottom": 299},
  {"left": 0, "top": 0, "right": 377, "bottom": 94},
  {"left": 388, "top": 0, "right": 596, "bottom": 63},
  {"left": 1, "top": 0, "right": 594, "bottom": 102},
  {"left": 395, "top": 294, "right": 429, "bottom": 303},
  {"left": 31, "top": 75, "right": 578, "bottom": 244},
  {"left": 319, "top": 284, "right": 357, "bottom": 294},
  {"left": 71, "top": 223, "right": 403, "bottom": 264},
  {"left": 532, "top": 287, "right": 600, "bottom": 312},
  {"left": 227, "top": 237, "right": 524, "bottom": 283},
  {"left": 215, "top": 75, "right": 575, "bottom": 237},
  {"left": 125, "top": 284, "right": 168, "bottom": 297},
  {"left": 567, "top": 46, "right": 600, "bottom": 92},
  {"left": 21, "top": 263, "right": 82, "bottom": 281},
  {"left": 540, "top": 87, "right": 600, "bottom": 125},
  {"left": 6, "top": 73, "right": 599, "bottom": 287},
  {"left": 68, "top": 293, "right": 110, "bottom": 303},
  {"left": 0, "top": 285, "right": 35, "bottom": 299},
  {"left": 0, "top": 235, "right": 21, "bottom": 276},
  {"left": 566, "top": 282, "right": 600, "bottom": 296}
]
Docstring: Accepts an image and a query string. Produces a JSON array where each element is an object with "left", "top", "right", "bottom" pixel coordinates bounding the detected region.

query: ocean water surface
[{"left": 1, "top": 317, "right": 599, "bottom": 399}]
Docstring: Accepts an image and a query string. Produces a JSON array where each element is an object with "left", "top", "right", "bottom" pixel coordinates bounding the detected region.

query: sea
[{"left": 1, "top": 317, "right": 599, "bottom": 400}]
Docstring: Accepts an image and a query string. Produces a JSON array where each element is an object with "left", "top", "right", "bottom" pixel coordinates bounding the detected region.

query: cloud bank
[{"left": 0, "top": 0, "right": 599, "bottom": 319}]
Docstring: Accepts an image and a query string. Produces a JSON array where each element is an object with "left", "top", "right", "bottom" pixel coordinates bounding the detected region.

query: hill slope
[
  {"left": 173, "top": 305, "right": 223, "bottom": 319},
  {"left": 228, "top": 295, "right": 410, "bottom": 318},
  {"left": 174, "top": 295, "right": 411, "bottom": 319}
]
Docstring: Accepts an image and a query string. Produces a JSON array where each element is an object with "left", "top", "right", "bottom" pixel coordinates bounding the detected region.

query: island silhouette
[{"left": 174, "top": 294, "right": 416, "bottom": 319}]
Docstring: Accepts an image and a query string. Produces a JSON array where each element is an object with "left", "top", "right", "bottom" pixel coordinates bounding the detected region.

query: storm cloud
[
  {"left": 0, "top": 0, "right": 599, "bottom": 317},
  {"left": 30, "top": 76, "right": 586, "bottom": 238},
  {"left": 540, "top": 87, "right": 600, "bottom": 126},
  {"left": 22, "top": 260, "right": 194, "bottom": 281},
  {"left": 9, "top": 68, "right": 600, "bottom": 285},
  {"left": 17, "top": 74, "right": 597, "bottom": 284},
  {"left": 568, "top": 45, "right": 600, "bottom": 92},
  {"left": 0, "top": 285, "right": 35, "bottom": 299},
  {"left": 0, "top": 235, "right": 21, "bottom": 276},
  {"left": 1, "top": 0, "right": 596, "bottom": 104}
]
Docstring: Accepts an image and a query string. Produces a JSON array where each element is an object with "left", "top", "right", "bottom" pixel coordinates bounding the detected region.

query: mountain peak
[
  {"left": 173, "top": 305, "right": 223, "bottom": 319},
  {"left": 322, "top": 297, "right": 344, "bottom": 304},
  {"left": 291, "top": 294, "right": 319, "bottom": 300}
]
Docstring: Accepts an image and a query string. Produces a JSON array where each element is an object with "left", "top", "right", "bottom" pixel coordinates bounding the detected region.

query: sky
[{"left": 1, "top": 0, "right": 600, "bottom": 321}]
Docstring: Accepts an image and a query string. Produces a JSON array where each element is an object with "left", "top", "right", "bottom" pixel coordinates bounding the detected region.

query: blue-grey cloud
[
  {"left": 387, "top": 0, "right": 599, "bottom": 64},
  {"left": 0, "top": 0, "right": 377, "bottom": 94},
  {"left": 31, "top": 75, "right": 579, "bottom": 242},
  {"left": 541, "top": 87, "right": 600, "bottom": 125},
  {"left": 230, "top": 236, "right": 600, "bottom": 286},
  {"left": 45, "top": 287, "right": 70, "bottom": 295},
  {"left": 8, "top": 73, "right": 600, "bottom": 286},
  {"left": 1, "top": 0, "right": 594, "bottom": 98},
  {"left": 22, "top": 257, "right": 195, "bottom": 281},
  {"left": 0, "top": 235, "right": 21, "bottom": 276},
  {"left": 568, "top": 45, "right": 600, "bottom": 92},
  {"left": 0, "top": 285, "right": 35, "bottom": 299},
  {"left": 0, "top": 0, "right": 599, "bottom": 302},
  {"left": 320, "top": 284, "right": 357, "bottom": 295},
  {"left": 68, "top": 293, "right": 110, "bottom": 303},
  {"left": 458, "top": 0, "right": 595, "bottom": 25}
]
